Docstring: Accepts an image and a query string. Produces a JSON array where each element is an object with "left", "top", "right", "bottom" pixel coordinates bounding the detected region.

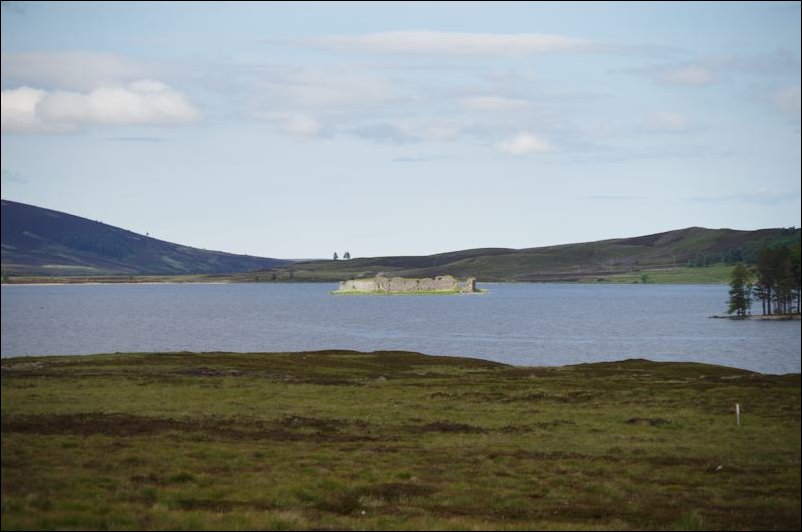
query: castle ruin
[{"left": 336, "top": 274, "right": 477, "bottom": 294}]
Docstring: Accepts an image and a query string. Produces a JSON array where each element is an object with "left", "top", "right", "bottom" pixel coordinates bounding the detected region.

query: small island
[{"left": 333, "top": 274, "right": 479, "bottom": 295}]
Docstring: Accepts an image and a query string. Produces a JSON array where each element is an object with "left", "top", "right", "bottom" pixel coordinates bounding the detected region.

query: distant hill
[
  {"left": 263, "top": 226, "right": 801, "bottom": 283},
  {"left": 4, "top": 198, "right": 798, "bottom": 283},
  {"left": 1, "top": 199, "right": 290, "bottom": 276}
]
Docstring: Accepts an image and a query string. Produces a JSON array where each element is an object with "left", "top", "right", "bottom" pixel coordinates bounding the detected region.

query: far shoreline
[
  {"left": 2, "top": 277, "right": 731, "bottom": 286},
  {"left": 709, "top": 314, "right": 801, "bottom": 321},
  {"left": 1, "top": 264, "right": 738, "bottom": 286},
  {"left": 1, "top": 281, "right": 233, "bottom": 287}
]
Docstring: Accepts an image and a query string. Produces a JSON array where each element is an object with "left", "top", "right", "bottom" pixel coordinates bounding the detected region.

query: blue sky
[{"left": 2, "top": 1, "right": 800, "bottom": 258}]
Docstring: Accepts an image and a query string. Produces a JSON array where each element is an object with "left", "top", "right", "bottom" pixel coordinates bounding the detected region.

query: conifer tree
[{"left": 728, "top": 262, "right": 752, "bottom": 317}]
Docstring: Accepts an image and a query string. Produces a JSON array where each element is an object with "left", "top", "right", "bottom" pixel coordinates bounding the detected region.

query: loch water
[{"left": 2, "top": 283, "right": 799, "bottom": 374}]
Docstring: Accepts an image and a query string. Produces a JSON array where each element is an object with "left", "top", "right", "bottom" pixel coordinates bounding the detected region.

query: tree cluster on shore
[
  {"left": 690, "top": 227, "right": 799, "bottom": 268},
  {"left": 728, "top": 243, "right": 801, "bottom": 317}
]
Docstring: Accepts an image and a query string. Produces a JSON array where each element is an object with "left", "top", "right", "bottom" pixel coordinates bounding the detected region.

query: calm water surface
[{"left": 1, "top": 283, "right": 799, "bottom": 374}]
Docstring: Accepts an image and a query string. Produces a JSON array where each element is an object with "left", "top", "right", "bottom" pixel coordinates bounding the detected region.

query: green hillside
[
  {"left": 1, "top": 199, "right": 290, "bottom": 276},
  {"left": 260, "top": 226, "right": 800, "bottom": 283}
]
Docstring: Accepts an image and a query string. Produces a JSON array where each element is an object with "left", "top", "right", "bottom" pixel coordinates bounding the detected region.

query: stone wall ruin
[{"left": 337, "top": 275, "right": 477, "bottom": 293}]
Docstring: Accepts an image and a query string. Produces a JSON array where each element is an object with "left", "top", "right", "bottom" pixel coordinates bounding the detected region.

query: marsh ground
[{"left": 1, "top": 351, "right": 799, "bottom": 530}]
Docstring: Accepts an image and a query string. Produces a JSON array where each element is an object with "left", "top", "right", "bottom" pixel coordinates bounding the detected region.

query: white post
[{"left": 736, "top": 403, "right": 740, "bottom": 426}]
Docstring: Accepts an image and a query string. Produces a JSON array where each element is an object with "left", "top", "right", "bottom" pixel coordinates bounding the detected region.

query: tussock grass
[{"left": 2, "top": 351, "right": 799, "bottom": 530}]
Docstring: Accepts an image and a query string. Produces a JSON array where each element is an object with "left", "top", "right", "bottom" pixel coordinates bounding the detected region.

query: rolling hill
[
  {"left": 3, "top": 198, "right": 798, "bottom": 283},
  {"left": 1, "top": 199, "right": 290, "bottom": 276},
  {"left": 262, "top": 226, "right": 800, "bottom": 283}
]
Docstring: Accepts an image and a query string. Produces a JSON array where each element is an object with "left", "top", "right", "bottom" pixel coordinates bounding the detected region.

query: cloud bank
[
  {"left": 305, "top": 30, "right": 598, "bottom": 56},
  {"left": 1, "top": 80, "right": 200, "bottom": 133},
  {"left": 461, "top": 95, "right": 531, "bottom": 111},
  {"left": 1, "top": 51, "right": 151, "bottom": 91},
  {"left": 774, "top": 85, "right": 801, "bottom": 115},
  {"left": 659, "top": 65, "right": 716, "bottom": 86},
  {"left": 643, "top": 111, "right": 694, "bottom": 133},
  {"left": 495, "top": 132, "right": 553, "bottom": 155}
]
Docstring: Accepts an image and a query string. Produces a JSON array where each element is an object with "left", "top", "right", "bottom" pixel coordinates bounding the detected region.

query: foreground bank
[{"left": 2, "top": 351, "right": 800, "bottom": 530}]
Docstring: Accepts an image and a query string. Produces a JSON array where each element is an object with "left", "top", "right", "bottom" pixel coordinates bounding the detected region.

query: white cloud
[
  {"left": 495, "top": 132, "right": 553, "bottom": 155},
  {"left": 621, "top": 51, "right": 799, "bottom": 88},
  {"left": 350, "top": 119, "right": 462, "bottom": 144},
  {"left": 1, "top": 168, "right": 27, "bottom": 184},
  {"left": 242, "top": 64, "right": 409, "bottom": 139},
  {"left": 1, "top": 80, "right": 200, "bottom": 133},
  {"left": 257, "top": 66, "right": 402, "bottom": 110},
  {"left": 418, "top": 120, "right": 462, "bottom": 142},
  {"left": 643, "top": 111, "right": 692, "bottom": 132},
  {"left": 774, "top": 85, "right": 801, "bottom": 115},
  {"left": 722, "top": 49, "right": 800, "bottom": 77},
  {"left": 306, "top": 30, "right": 597, "bottom": 56},
  {"left": 261, "top": 112, "right": 323, "bottom": 138},
  {"left": 461, "top": 95, "right": 531, "bottom": 111},
  {"left": 683, "top": 187, "right": 800, "bottom": 205},
  {"left": 0, "top": 86, "right": 69, "bottom": 133},
  {"left": 1, "top": 51, "right": 151, "bottom": 91},
  {"left": 659, "top": 65, "right": 716, "bottom": 86},
  {"left": 350, "top": 122, "right": 415, "bottom": 144}
]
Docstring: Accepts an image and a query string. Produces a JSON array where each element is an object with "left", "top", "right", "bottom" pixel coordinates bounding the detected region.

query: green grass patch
[
  {"left": 586, "top": 264, "right": 735, "bottom": 284},
  {"left": 2, "top": 351, "right": 799, "bottom": 530}
]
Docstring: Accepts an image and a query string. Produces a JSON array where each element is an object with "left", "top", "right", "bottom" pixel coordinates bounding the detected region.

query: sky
[{"left": 1, "top": 1, "right": 800, "bottom": 259}]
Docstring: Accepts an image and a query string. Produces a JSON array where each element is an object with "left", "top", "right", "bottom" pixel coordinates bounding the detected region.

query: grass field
[
  {"left": 3, "top": 264, "right": 736, "bottom": 286},
  {"left": 583, "top": 264, "right": 736, "bottom": 284},
  {"left": 2, "top": 351, "right": 799, "bottom": 530}
]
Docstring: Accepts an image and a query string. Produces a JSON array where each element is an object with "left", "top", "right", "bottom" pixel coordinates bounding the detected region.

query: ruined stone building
[{"left": 337, "top": 274, "right": 477, "bottom": 293}]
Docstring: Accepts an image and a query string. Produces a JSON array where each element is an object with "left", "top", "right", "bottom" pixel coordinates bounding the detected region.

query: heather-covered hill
[
  {"left": 1, "top": 199, "right": 289, "bottom": 276},
  {"left": 272, "top": 226, "right": 800, "bottom": 282}
]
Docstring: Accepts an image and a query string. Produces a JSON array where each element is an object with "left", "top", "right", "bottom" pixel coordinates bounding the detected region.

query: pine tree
[
  {"left": 755, "top": 245, "right": 798, "bottom": 315},
  {"left": 333, "top": 252, "right": 339, "bottom": 260},
  {"left": 727, "top": 262, "right": 752, "bottom": 317},
  {"left": 791, "top": 244, "right": 801, "bottom": 314},
  {"left": 755, "top": 248, "right": 776, "bottom": 314},
  {"left": 751, "top": 279, "right": 768, "bottom": 316}
]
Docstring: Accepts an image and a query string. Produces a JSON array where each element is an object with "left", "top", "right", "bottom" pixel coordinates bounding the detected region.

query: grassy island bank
[
  {"left": 2, "top": 351, "right": 799, "bottom": 531},
  {"left": 331, "top": 289, "right": 487, "bottom": 296}
]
